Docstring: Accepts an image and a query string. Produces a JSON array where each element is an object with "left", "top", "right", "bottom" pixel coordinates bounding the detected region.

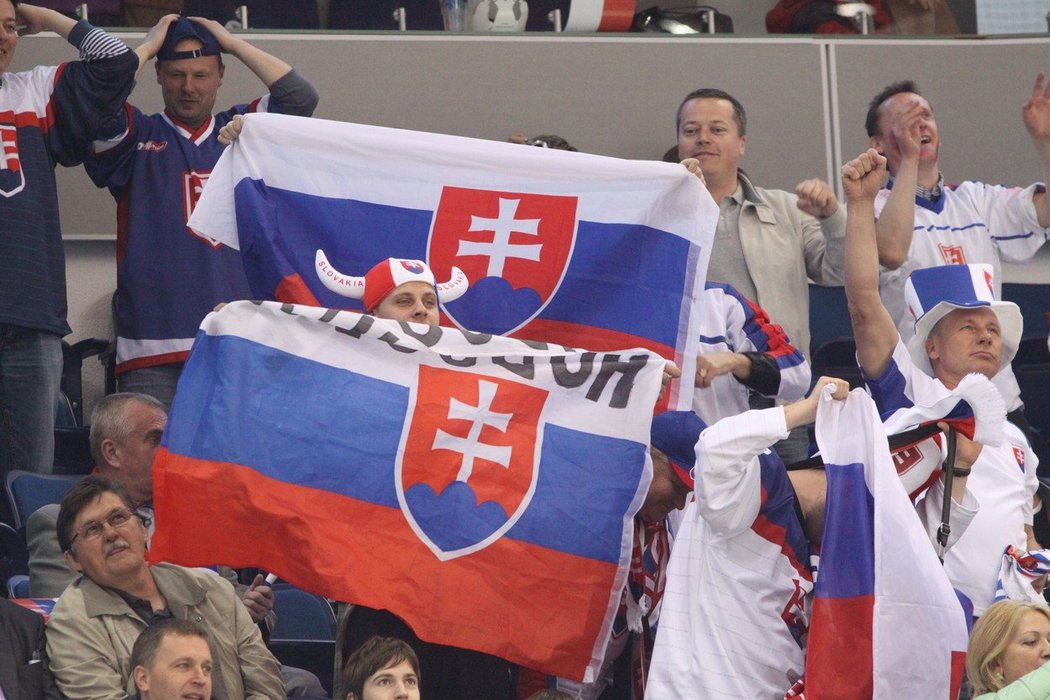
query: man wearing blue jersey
[
  {"left": 86, "top": 15, "right": 319, "bottom": 409},
  {"left": 0, "top": 1, "right": 139, "bottom": 492}
]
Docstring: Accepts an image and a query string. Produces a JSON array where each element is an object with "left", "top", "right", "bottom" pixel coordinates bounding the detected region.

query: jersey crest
[
  {"left": 427, "top": 186, "right": 577, "bottom": 334},
  {"left": 397, "top": 364, "right": 546, "bottom": 560},
  {"left": 938, "top": 244, "right": 966, "bottom": 265},
  {"left": 182, "top": 169, "right": 218, "bottom": 247},
  {"left": 0, "top": 125, "right": 25, "bottom": 197}
]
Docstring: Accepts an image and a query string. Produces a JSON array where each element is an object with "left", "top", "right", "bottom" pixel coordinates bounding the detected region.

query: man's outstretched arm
[{"left": 843, "top": 149, "right": 898, "bottom": 379}]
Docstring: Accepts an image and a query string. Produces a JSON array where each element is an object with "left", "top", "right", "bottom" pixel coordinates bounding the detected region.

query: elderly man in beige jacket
[{"left": 45, "top": 476, "right": 284, "bottom": 700}]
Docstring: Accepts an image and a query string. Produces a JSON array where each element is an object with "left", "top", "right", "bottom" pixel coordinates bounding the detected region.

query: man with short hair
[
  {"left": 865, "top": 77, "right": 1050, "bottom": 417},
  {"left": 27, "top": 393, "right": 168, "bottom": 596},
  {"left": 0, "top": 0, "right": 138, "bottom": 488},
  {"left": 842, "top": 147, "right": 1040, "bottom": 616},
  {"left": 332, "top": 257, "right": 516, "bottom": 700},
  {"left": 676, "top": 87, "right": 841, "bottom": 463},
  {"left": 45, "top": 476, "right": 284, "bottom": 700},
  {"left": 128, "top": 618, "right": 213, "bottom": 700},
  {"left": 28, "top": 394, "right": 322, "bottom": 696},
  {"left": 342, "top": 636, "right": 420, "bottom": 700},
  {"left": 85, "top": 15, "right": 319, "bottom": 409},
  {"left": 676, "top": 87, "right": 844, "bottom": 363}
]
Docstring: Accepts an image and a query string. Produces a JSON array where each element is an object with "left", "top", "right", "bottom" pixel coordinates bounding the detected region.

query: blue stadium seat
[
  {"left": 4, "top": 470, "right": 81, "bottom": 530},
  {"left": 270, "top": 585, "right": 338, "bottom": 696}
]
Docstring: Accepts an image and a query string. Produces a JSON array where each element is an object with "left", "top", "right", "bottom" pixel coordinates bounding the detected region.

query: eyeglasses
[{"left": 69, "top": 507, "right": 137, "bottom": 547}]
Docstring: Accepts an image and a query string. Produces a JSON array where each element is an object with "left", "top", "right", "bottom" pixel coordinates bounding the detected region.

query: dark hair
[
  {"left": 865, "top": 80, "right": 920, "bottom": 137},
  {"left": 342, "top": 636, "right": 420, "bottom": 700},
  {"left": 525, "top": 134, "right": 577, "bottom": 151},
  {"left": 525, "top": 691, "right": 576, "bottom": 700},
  {"left": 676, "top": 88, "right": 747, "bottom": 136},
  {"left": 130, "top": 619, "right": 210, "bottom": 673},
  {"left": 57, "top": 475, "right": 141, "bottom": 554}
]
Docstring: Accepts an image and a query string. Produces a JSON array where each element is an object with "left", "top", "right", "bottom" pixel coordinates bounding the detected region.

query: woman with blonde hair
[{"left": 967, "top": 600, "right": 1050, "bottom": 698}]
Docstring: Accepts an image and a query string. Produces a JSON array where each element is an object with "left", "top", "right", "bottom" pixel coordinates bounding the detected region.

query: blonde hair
[{"left": 967, "top": 600, "right": 1050, "bottom": 694}]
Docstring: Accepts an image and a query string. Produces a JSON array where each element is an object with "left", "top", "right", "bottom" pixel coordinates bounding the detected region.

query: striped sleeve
[
  {"left": 69, "top": 21, "right": 129, "bottom": 60},
  {"left": 720, "top": 283, "right": 811, "bottom": 401}
]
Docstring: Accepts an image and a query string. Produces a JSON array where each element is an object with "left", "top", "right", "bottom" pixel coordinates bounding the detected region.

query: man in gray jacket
[
  {"left": 676, "top": 88, "right": 845, "bottom": 361},
  {"left": 45, "top": 476, "right": 285, "bottom": 700},
  {"left": 676, "top": 88, "right": 845, "bottom": 461}
]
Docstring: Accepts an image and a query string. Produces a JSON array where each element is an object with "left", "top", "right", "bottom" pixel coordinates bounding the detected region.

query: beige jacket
[
  {"left": 46, "top": 562, "right": 284, "bottom": 700},
  {"left": 735, "top": 171, "right": 846, "bottom": 359}
]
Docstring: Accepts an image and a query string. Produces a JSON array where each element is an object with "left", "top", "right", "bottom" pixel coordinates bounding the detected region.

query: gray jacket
[
  {"left": 46, "top": 562, "right": 284, "bottom": 700},
  {"left": 735, "top": 171, "right": 846, "bottom": 359}
]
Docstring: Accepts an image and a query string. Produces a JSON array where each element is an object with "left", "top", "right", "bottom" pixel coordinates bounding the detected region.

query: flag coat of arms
[
  {"left": 187, "top": 112, "right": 716, "bottom": 410},
  {"left": 804, "top": 389, "right": 969, "bottom": 699},
  {"left": 149, "top": 301, "right": 668, "bottom": 681}
]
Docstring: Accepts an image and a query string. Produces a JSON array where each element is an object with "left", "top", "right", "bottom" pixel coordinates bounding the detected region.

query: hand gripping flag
[
  {"left": 149, "top": 301, "right": 668, "bottom": 681},
  {"left": 186, "top": 113, "right": 716, "bottom": 411},
  {"left": 804, "top": 388, "right": 969, "bottom": 700}
]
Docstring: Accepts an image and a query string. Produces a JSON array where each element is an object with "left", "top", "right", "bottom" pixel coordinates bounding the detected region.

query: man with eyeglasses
[{"left": 44, "top": 475, "right": 285, "bottom": 700}]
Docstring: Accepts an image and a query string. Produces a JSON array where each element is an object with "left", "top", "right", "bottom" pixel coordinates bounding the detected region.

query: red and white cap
[{"left": 314, "top": 250, "right": 469, "bottom": 311}]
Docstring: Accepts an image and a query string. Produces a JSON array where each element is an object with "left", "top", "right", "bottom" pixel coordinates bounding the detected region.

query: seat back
[
  {"left": 4, "top": 471, "right": 81, "bottom": 530},
  {"left": 810, "top": 337, "right": 864, "bottom": 390},
  {"left": 270, "top": 585, "right": 338, "bottom": 695},
  {"left": 272, "top": 585, "right": 338, "bottom": 641}
]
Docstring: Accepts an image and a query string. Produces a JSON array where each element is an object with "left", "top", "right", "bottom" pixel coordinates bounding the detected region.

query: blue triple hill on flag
[
  {"left": 187, "top": 112, "right": 717, "bottom": 410},
  {"left": 150, "top": 301, "right": 668, "bottom": 681}
]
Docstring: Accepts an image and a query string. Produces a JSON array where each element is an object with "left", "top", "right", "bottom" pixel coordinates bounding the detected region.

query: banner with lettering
[{"left": 150, "top": 301, "right": 667, "bottom": 681}]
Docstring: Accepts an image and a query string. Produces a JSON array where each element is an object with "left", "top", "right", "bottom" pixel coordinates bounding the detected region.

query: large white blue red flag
[
  {"left": 804, "top": 389, "right": 968, "bottom": 699},
  {"left": 149, "top": 300, "right": 667, "bottom": 681},
  {"left": 187, "top": 113, "right": 715, "bottom": 410}
]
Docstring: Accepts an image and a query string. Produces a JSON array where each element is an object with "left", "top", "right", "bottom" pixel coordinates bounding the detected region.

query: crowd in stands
[{"left": 3, "top": 2, "right": 1050, "bottom": 700}]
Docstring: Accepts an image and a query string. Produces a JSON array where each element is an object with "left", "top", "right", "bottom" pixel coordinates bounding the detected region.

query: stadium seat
[
  {"left": 270, "top": 585, "right": 338, "bottom": 696},
  {"left": 4, "top": 471, "right": 81, "bottom": 531},
  {"left": 810, "top": 337, "right": 864, "bottom": 390}
]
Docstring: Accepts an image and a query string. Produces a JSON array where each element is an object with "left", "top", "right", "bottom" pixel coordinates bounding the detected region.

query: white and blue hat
[{"left": 904, "top": 264, "right": 1022, "bottom": 375}]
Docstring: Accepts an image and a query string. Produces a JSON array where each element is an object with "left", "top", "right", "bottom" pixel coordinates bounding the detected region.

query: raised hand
[
  {"left": 841, "top": 149, "right": 887, "bottom": 203},
  {"left": 795, "top": 178, "right": 839, "bottom": 218}
]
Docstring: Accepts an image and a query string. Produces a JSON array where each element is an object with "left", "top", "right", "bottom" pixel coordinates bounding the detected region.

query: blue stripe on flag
[
  {"left": 538, "top": 221, "right": 691, "bottom": 348},
  {"left": 814, "top": 462, "right": 874, "bottom": 599},
  {"left": 234, "top": 181, "right": 692, "bottom": 347},
  {"left": 508, "top": 423, "right": 646, "bottom": 563},
  {"left": 166, "top": 333, "right": 410, "bottom": 508},
  {"left": 167, "top": 332, "right": 645, "bottom": 562}
]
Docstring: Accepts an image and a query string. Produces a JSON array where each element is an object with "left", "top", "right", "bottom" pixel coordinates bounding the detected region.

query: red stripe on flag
[
  {"left": 150, "top": 449, "right": 621, "bottom": 680},
  {"left": 275, "top": 273, "right": 322, "bottom": 305},
  {"left": 950, "top": 650, "right": 966, "bottom": 700},
  {"left": 596, "top": 0, "right": 636, "bottom": 31},
  {"left": 805, "top": 595, "right": 874, "bottom": 700}
]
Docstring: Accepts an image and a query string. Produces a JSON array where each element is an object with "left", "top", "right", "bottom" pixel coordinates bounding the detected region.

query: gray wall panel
[
  {"left": 833, "top": 39, "right": 1050, "bottom": 188},
  {"left": 14, "top": 32, "right": 826, "bottom": 238}
]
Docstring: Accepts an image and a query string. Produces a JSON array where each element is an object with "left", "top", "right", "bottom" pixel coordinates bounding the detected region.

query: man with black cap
[
  {"left": 0, "top": 0, "right": 139, "bottom": 493},
  {"left": 84, "top": 14, "right": 319, "bottom": 409}
]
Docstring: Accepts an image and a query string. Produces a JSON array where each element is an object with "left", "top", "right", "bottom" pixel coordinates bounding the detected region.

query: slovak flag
[
  {"left": 149, "top": 301, "right": 668, "bottom": 681},
  {"left": 804, "top": 389, "right": 969, "bottom": 699},
  {"left": 187, "top": 113, "right": 716, "bottom": 410}
]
